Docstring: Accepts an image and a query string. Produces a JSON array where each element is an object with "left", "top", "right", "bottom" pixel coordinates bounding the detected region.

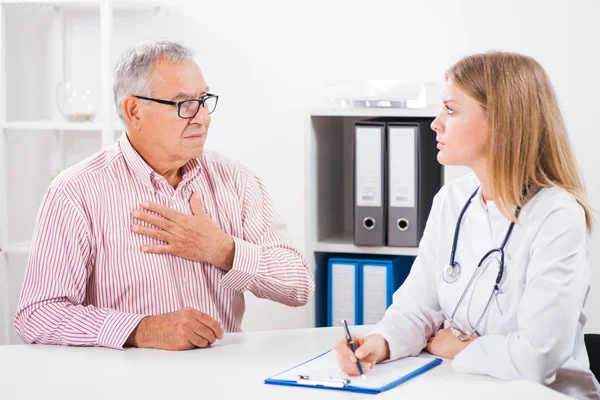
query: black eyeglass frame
[{"left": 133, "top": 94, "right": 219, "bottom": 118}]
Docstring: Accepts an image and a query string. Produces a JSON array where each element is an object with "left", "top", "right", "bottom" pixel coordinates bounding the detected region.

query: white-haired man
[{"left": 15, "top": 40, "right": 314, "bottom": 350}]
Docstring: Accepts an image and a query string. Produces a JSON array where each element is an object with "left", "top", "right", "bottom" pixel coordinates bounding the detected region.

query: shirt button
[{"left": 183, "top": 276, "right": 189, "bottom": 285}]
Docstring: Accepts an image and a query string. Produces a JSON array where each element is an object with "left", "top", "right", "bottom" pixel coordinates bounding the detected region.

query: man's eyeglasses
[{"left": 133, "top": 94, "right": 219, "bottom": 118}]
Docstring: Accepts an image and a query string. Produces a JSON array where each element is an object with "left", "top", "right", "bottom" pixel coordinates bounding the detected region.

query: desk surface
[{"left": 0, "top": 325, "right": 569, "bottom": 400}]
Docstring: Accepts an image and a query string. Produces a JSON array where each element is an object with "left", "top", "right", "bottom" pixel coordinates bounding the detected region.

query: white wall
[
  {"left": 2, "top": 0, "right": 600, "bottom": 339},
  {"left": 165, "top": 0, "right": 600, "bottom": 332}
]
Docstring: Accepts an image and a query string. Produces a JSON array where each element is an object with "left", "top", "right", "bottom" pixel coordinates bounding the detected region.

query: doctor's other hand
[
  {"left": 125, "top": 307, "right": 224, "bottom": 350},
  {"left": 425, "top": 328, "right": 478, "bottom": 359},
  {"left": 334, "top": 334, "right": 390, "bottom": 376}
]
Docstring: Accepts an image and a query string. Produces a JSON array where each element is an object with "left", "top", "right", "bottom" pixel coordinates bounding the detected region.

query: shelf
[
  {"left": 309, "top": 107, "right": 440, "bottom": 118},
  {"left": 2, "top": 240, "right": 32, "bottom": 255},
  {"left": 314, "top": 233, "right": 419, "bottom": 256},
  {"left": 0, "top": 0, "right": 164, "bottom": 9},
  {"left": 0, "top": 0, "right": 99, "bottom": 3},
  {"left": 2, "top": 120, "right": 124, "bottom": 132}
]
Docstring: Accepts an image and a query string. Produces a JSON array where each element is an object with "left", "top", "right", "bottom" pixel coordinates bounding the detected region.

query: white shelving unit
[
  {"left": 312, "top": 232, "right": 419, "bottom": 256},
  {"left": 3, "top": 120, "right": 105, "bottom": 131},
  {"left": 304, "top": 107, "right": 469, "bottom": 327},
  {"left": 0, "top": 0, "right": 168, "bottom": 345},
  {"left": 3, "top": 241, "right": 32, "bottom": 255},
  {"left": 309, "top": 108, "right": 443, "bottom": 118}
]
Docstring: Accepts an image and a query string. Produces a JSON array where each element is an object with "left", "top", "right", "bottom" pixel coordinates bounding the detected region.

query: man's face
[{"left": 138, "top": 58, "right": 211, "bottom": 165}]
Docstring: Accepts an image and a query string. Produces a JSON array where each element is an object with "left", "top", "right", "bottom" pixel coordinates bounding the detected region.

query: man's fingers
[
  {"left": 132, "top": 225, "right": 169, "bottom": 242},
  {"left": 186, "top": 334, "right": 209, "bottom": 349},
  {"left": 193, "top": 310, "right": 224, "bottom": 340},
  {"left": 187, "top": 320, "right": 217, "bottom": 345},
  {"left": 133, "top": 209, "right": 173, "bottom": 231},
  {"left": 141, "top": 201, "right": 182, "bottom": 222}
]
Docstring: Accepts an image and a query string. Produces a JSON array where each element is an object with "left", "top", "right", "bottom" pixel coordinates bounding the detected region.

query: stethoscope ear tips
[{"left": 443, "top": 262, "right": 461, "bottom": 283}]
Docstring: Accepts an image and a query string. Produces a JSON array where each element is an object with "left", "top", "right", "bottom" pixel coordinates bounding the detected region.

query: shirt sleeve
[
  {"left": 219, "top": 168, "right": 315, "bottom": 306},
  {"left": 370, "top": 189, "right": 446, "bottom": 359},
  {"left": 452, "top": 198, "right": 589, "bottom": 384},
  {"left": 14, "top": 186, "right": 145, "bottom": 349}
]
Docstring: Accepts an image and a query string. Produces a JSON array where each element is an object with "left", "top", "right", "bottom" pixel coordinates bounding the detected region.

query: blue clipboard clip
[{"left": 296, "top": 374, "right": 351, "bottom": 388}]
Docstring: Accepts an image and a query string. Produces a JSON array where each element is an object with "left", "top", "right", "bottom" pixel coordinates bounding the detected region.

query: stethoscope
[{"left": 443, "top": 187, "right": 519, "bottom": 341}]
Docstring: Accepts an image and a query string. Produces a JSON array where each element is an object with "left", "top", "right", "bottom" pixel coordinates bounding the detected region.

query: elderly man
[{"left": 14, "top": 40, "right": 314, "bottom": 350}]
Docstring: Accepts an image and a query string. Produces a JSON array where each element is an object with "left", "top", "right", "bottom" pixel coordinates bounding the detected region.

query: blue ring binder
[
  {"left": 326, "top": 256, "right": 414, "bottom": 327},
  {"left": 327, "top": 258, "right": 361, "bottom": 327}
]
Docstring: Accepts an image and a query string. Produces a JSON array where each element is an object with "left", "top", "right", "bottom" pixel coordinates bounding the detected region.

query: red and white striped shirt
[{"left": 15, "top": 133, "right": 314, "bottom": 349}]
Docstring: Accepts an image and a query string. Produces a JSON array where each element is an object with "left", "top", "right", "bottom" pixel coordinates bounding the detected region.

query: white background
[{"left": 1, "top": 0, "right": 599, "bottom": 342}]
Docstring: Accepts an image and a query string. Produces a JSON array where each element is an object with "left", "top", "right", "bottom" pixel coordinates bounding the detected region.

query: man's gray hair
[{"left": 113, "top": 39, "right": 195, "bottom": 126}]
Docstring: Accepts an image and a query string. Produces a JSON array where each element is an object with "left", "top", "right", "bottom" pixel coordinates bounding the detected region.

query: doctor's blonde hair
[{"left": 447, "top": 52, "right": 593, "bottom": 232}]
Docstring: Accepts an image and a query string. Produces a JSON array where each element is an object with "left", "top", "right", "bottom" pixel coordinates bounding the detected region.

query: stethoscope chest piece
[{"left": 443, "top": 262, "right": 461, "bottom": 283}]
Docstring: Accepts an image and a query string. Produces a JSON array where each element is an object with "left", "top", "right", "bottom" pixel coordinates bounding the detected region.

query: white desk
[{"left": 0, "top": 325, "right": 569, "bottom": 400}]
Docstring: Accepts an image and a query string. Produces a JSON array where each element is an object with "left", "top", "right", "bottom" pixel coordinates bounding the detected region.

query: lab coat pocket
[{"left": 487, "top": 283, "right": 526, "bottom": 335}]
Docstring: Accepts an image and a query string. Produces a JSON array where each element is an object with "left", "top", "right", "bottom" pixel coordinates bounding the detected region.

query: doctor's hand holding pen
[
  {"left": 334, "top": 327, "right": 479, "bottom": 375},
  {"left": 334, "top": 333, "right": 390, "bottom": 376}
]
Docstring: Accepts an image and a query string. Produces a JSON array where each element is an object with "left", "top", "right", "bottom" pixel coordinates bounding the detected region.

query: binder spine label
[
  {"left": 355, "top": 126, "right": 383, "bottom": 207},
  {"left": 388, "top": 126, "right": 416, "bottom": 208}
]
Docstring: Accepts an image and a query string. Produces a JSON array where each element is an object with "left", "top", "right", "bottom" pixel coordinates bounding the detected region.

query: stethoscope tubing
[{"left": 443, "top": 186, "right": 520, "bottom": 341}]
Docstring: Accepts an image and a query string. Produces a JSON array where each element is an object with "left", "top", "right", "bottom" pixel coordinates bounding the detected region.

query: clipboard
[{"left": 264, "top": 350, "right": 442, "bottom": 394}]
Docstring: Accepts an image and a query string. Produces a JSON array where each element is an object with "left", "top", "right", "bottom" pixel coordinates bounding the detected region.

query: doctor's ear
[{"left": 123, "top": 96, "right": 143, "bottom": 130}]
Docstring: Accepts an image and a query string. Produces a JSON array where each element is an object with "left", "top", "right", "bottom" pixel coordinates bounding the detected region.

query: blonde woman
[{"left": 334, "top": 52, "right": 599, "bottom": 399}]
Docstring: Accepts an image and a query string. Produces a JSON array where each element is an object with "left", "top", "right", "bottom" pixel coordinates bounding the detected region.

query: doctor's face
[{"left": 430, "top": 79, "right": 488, "bottom": 168}]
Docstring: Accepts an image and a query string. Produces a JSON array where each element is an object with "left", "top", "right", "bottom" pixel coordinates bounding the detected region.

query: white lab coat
[{"left": 372, "top": 172, "right": 600, "bottom": 399}]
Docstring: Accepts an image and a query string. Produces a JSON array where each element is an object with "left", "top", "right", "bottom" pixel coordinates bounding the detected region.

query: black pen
[{"left": 341, "top": 319, "right": 366, "bottom": 380}]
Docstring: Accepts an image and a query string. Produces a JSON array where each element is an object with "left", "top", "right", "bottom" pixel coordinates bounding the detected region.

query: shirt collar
[
  {"left": 118, "top": 132, "right": 203, "bottom": 190},
  {"left": 180, "top": 156, "right": 202, "bottom": 186}
]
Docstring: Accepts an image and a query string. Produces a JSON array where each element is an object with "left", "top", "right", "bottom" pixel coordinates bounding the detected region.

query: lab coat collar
[{"left": 470, "top": 186, "right": 488, "bottom": 210}]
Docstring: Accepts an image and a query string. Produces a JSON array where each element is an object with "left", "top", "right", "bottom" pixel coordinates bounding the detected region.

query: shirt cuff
[
  {"left": 97, "top": 311, "right": 146, "bottom": 350},
  {"left": 219, "top": 236, "right": 261, "bottom": 292}
]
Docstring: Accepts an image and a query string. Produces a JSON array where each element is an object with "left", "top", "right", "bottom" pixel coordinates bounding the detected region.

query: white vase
[{"left": 56, "top": 81, "right": 97, "bottom": 122}]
